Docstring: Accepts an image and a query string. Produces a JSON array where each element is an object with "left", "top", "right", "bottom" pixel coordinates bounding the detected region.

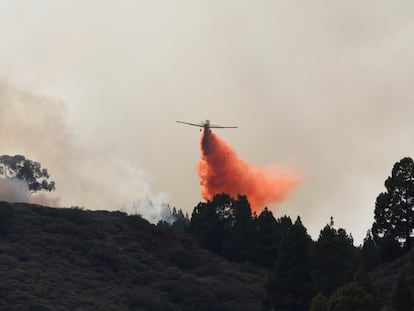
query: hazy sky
[{"left": 1, "top": 1, "right": 414, "bottom": 243}]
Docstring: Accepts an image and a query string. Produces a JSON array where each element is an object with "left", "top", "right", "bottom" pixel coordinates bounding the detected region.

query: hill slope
[
  {"left": 0, "top": 202, "right": 267, "bottom": 311},
  {"left": 369, "top": 250, "right": 414, "bottom": 311}
]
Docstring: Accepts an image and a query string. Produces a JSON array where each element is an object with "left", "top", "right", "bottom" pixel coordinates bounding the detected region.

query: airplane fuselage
[{"left": 203, "top": 120, "right": 210, "bottom": 132}]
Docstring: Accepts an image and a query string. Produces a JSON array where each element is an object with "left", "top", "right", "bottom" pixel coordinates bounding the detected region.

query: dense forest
[{"left": 1, "top": 157, "right": 414, "bottom": 310}]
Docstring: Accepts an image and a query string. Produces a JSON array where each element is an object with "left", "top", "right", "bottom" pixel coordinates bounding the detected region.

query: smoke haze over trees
[{"left": 0, "top": 80, "right": 169, "bottom": 217}]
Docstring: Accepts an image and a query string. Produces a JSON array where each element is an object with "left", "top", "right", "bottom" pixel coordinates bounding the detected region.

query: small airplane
[{"left": 176, "top": 119, "right": 237, "bottom": 132}]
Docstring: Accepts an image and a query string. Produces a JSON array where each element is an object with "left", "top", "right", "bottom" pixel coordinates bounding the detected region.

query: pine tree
[
  {"left": 372, "top": 157, "right": 414, "bottom": 255},
  {"left": 267, "top": 217, "right": 313, "bottom": 311},
  {"left": 312, "top": 220, "right": 358, "bottom": 296},
  {"left": 189, "top": 193, "right": 253, "bottom": 261},
  {"left": 360, "top": 230, "right": 380, "bottom": 272},
  {"left": 249, "top": 208, "right": 281, "bottom": 268}
]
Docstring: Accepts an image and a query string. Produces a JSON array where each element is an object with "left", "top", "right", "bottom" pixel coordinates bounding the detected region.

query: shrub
[
  {"left": 89, "top": 246, "right": 121, "bottom": 271},
  {"left": 168, "top": 247, "right": 196, "bottom": 270},
  {"left": 392, "top": 273, "right": 413, "bottom": 311},
  {"left": 309, "top": 293, "right": 328, "bottom": 311},
  {"left": 124, "top": 287, "right": 167, "bottom": 311},
  {"left": 62, "top": 207, "right": 89, "bottom": 225},
  {"left": 328, "top": 282, "right": 377, "bottom": 311},
  {"left": 125, "top": 214, "right": 148, "bottom": 230}
]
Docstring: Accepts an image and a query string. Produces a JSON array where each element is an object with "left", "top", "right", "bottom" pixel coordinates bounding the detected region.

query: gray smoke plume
[
  {"left": 131, "top": 194, "right": 176, "bottom": 224},
  {"left": 0, "top": 79, "right": 170, "bottom": 222}
]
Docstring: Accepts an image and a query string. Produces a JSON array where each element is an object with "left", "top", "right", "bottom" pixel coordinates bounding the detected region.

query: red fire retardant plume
[{"left": 197, "top": 130, "right": 300, "bottom": 213}]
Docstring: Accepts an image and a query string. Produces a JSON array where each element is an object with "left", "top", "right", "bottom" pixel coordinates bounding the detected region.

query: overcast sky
[{"left": 1, "top": 1, "right": 414, "bottom": 243}]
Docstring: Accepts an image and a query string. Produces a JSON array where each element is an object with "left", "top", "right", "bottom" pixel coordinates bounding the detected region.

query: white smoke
[
  {"left": 0, "top": 177, "right": 28, "bottom": 202},
  {"left": 0, "top": 176, "right": 60, "bottom": 206},
  {"left": 131, "top": 193, "right": 176, "bottom": 224},
  {"left": 0, "top": 169, "right": 176, "bottom": 225}
]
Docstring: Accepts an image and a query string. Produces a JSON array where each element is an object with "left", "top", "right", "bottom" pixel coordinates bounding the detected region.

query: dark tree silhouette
[
  {"left": 360, "top": 230, "right": 381, "bottom": 272},
  {"left": 312, "top": 219, "right": 358, "bottom": 296},
  {"left": 372, "top": 157, "right": 414, "bottom": 255},
  {"left": 171, "top": 207, "right": 190, "bottom": 232},
  {"left": 220, "top": 194, "right": 253, "bottom": 261},
  {"left": 0, "top": 155, "right": 55, "bottom": 197},
  {"left": 249, "top": 208, "right": 282, "bottom": 268},
  {"left": 189, "top": 193, "right": 252, "bottom": 259},
  {"left": 190, "top": 199, "right": 223, "bottom": 254},
  {"left": 267, "top": 216, "right": 313, "bottom": 311}
]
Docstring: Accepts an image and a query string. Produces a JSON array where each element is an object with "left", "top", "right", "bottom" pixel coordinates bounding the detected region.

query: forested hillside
[
  {"left": 370, "top": 252, "right": 414, "bottom": 311},
  {"left": 0, "top": 202, "right": 266, "bottom": 311},
  {"left": 1, "top": 156, "right": 414, "bottom": 310}
]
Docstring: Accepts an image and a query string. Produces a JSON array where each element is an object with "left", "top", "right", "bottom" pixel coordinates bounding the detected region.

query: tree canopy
[
  {"left": 0, "top": 155, "right": 55, "bottom": 197},
  {"left": 267, "top": 216, "right": 313, "bottom": 311},
  {"left": 372, "top": 157, "right": 414, "bottom": 257},
  {"left": 312, "top": 220, "right": 358, "bottom": 296},
  {"left": 360, "top": 230, "right": 381, "bottom": 272},
  {"left": 328, "top": 281, "right": 377, "bottom": 311},
  {"left": 309, "top": 293, "right": 328, "bottom": 311},
  {"left": 189, "top": 193, "right": 252, "bottom": 257}
]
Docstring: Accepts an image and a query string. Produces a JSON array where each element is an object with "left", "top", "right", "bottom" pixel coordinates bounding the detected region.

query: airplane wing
[
  {"left": 176, "top": 120, "right": 203, "bottom": 127},
  {"left": 210, "top": 125, "right": 238, "bottom": 128}
]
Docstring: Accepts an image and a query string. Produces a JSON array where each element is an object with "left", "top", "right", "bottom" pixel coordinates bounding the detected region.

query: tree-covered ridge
[
  {"left": 1, "top": 156, "right": 414, "bottom": 310},
  {"left": 186, "top": 156, "right": 414, "bottom": 310},
  {"left": 188, "top": 193, "right": 362, "bottom": 310},
  {"left": 0, "top": 202, "right": 266, "bottom": 310}
]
